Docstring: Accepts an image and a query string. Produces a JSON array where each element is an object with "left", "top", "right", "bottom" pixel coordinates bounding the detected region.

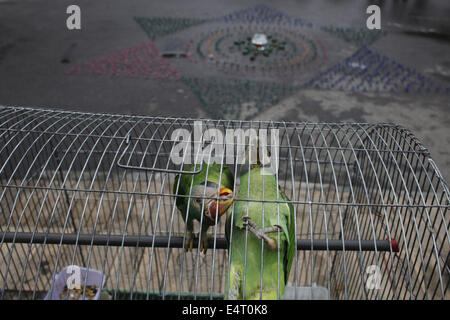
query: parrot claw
[
  {"left": 267, "top": 224, "right": 284, "bottom": 233},
  {"left": 199, "top": 233, "right": 210, "bottom": 255},
  {"left": 185, "top": 232, "right": 195, "bottom": 252},
  {"left": 242, "top": 217, "right": 282, "bottom": 251}
]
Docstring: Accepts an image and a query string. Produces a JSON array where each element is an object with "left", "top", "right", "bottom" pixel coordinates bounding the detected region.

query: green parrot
[
  {"left": 225, "top": 137, "right": 295, "bottom": 299},
  {"left": 174, "top": 162, "right": 234, "bottom": 254}
]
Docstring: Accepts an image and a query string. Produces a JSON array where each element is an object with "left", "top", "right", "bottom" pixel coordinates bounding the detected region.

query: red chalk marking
[
  {"left": 318, "top": 39, "right": 328, "bottom": 61},
  {"left": 65, "top": 40, "right": 181, "bottom": 80}
]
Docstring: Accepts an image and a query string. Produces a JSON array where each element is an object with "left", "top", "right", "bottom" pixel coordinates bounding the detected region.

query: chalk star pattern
[
  {"left": 320, "top": 25, "right": 387, "bottom": 47},
  {"left": 65, "top": 5, "right": 447, "bottom": 123},
  {"left": 133, "top": 17, "right": 210, "bottom": 40},
  {"left": 306, "top": 46, "right": 450, "bottom": 94},
  {"left": 183, "top": 77, "right": 296, "bottom": 120}
]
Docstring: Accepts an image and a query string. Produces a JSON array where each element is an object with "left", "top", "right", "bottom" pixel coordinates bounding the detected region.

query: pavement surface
[{"left": 0, "top": 0, "right": 449, "bottom": 181}]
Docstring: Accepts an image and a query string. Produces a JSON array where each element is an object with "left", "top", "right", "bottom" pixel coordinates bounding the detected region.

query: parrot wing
[{"left": 279, "top": 187, "right": 295, "bottom": 284}]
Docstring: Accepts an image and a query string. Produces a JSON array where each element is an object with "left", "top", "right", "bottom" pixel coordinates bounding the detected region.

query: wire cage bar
[{"left": 0, "top": 106, "right": 448, "bottom": 300}]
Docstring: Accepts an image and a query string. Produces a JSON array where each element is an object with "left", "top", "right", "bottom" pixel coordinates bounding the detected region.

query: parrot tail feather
[{"left": 227, "top": 264, "right": 242, "bottom": 300}]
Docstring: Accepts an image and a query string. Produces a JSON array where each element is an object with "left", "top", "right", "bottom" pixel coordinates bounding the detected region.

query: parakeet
[
  {"left": 225, "top": 137, "right": 295, "bottom": 299},
  {"left": 174, "top": 162, "right": 234, "bottom": 254}
]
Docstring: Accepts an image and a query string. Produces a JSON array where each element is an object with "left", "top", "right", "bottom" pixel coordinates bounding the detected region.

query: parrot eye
[{"left": 195, "top": 198, "right": 201, "bottom": 203}]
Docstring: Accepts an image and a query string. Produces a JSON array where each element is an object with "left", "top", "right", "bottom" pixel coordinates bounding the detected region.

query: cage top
[
  {"left": 0, "top": 105, "right": 439, "bottom": 159},
  {"left": 1, "top": 105, "right": 448, "bottom": 194},
  {"left": 0, "top": 105, "right": 420, "bottom": 127}
]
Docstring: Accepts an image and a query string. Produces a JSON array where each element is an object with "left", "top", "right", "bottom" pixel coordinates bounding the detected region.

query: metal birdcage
[{"left": 0, "top": 105, "right": 448, "bottom": 300}]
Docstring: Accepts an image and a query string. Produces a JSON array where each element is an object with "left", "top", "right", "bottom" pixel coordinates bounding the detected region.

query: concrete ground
[{"left": 0, "top": 0, "right": 449, "bottom": 181}]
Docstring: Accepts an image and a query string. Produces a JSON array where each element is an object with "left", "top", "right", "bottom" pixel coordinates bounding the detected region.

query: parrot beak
[{"left": 208, "top": 187, "right": 234, "bottom": 221}]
